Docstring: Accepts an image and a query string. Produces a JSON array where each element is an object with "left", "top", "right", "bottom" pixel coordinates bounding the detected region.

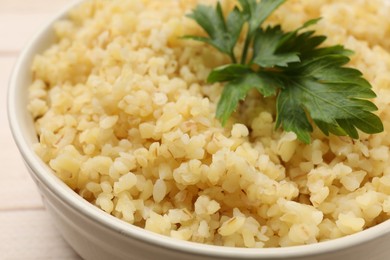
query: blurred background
[{"left": 1, "top": 0, "right": 80, "bottom": 259}]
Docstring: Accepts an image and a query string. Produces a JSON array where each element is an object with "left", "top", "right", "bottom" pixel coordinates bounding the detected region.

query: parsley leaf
[
  {"left": 213, "top": 68, "right": 279, "bottom": 125},
  {"left": 239, "top": 0, "right": 286, "bottom": 63},
  {"left": 185, "top": 0, "right": 383, "bottom": 143},
  {"left": 252, "top": 25, "right": 300, "bottom": 67},
  {"left": 276, "top": 85, "right": 313, "bottom": 144},
  {"left": 183, "top": 2, "right": 245, "bottom": 63},
  {"left": 276, "top": 57, "right": 383, "bottom": 141},
  {"left": 238, "top": 0, "right": 286, "bottom": 36}
]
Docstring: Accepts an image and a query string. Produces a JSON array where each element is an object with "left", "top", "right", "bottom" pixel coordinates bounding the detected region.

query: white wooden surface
[{"left": 1, "top": 1, "right": 81, "bottom": 259}]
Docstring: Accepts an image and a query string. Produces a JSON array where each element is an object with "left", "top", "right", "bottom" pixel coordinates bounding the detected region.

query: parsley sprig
[{"left": 184, "top": 0, "right": 383, "bottom": 143}]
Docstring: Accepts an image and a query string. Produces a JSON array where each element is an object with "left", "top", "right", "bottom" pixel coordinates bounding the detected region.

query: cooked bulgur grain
[{"left": 29, "top": 0, "right": 390, "bottom": 248}]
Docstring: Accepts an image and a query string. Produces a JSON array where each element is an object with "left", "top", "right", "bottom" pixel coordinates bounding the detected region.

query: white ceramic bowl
[{"left": 7, "top": 1, "right": 390, "bottom": 259}]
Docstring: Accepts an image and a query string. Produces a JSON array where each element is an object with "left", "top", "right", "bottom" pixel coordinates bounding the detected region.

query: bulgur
[{"left": 28, "top": 0, "right": 390, "bottom": 248}]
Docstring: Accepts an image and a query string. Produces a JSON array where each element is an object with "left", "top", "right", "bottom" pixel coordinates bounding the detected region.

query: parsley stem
[{"left": 241, "top": 34, "right": 251, "bottom": 64}]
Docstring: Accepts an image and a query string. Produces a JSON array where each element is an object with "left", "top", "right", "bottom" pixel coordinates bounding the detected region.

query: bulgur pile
[{"left": 28, "top": 0, "right": 390, "bottom": 248}]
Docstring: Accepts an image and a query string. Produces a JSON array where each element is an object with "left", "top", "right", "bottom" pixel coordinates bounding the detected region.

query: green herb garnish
[{"left": 184, "top": 0, "right": 383, "bottom": 144}]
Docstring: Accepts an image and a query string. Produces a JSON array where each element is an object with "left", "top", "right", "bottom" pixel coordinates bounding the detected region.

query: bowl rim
[{"left": 7, "top": 0, "right": 390, "bottom": 258}]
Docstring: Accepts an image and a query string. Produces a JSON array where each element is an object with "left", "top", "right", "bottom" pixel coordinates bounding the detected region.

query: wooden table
[{"left": 1, "top": 1, "right": 81, "bottom": 259}]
